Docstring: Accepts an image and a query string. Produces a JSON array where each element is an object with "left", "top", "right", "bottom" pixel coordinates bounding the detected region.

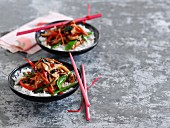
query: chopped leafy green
[
  {"left": 82, "top": 31, "right": 93, "bottom": 42},
  {"left": 53, "top": 81, "right": 78, "bottom": 95},
  {"left": 87, "top": 31, "right": 93, "bottom": 35},
  {"left": 57, "top": 75, "right": 67, "bottom": 89},
  {"left": 65, "top": 40, "right": 77, "bottom": 50},
  {"left": 83, "top": 35, "right": 88, "bottom": 42},
  {"left": 56, "top": 71, "right": 72, "bottom": 89}
]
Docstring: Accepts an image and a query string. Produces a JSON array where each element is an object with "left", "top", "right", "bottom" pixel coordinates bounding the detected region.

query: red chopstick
[
  {"left": 69, "top": 53, "right": 90, "bottom": 107},
  {"left": 88, "top": 4, "right": 90, "bottom": 16},
  {"left": 67, "top": 100, "right": 84, "bottom": 112},
  {"left": 67, "top": 75, "right": 101, "bottom": 120},
  {"left": 16, "top": 13, "right": 102, "bottom": 36},
  {"left": 82, "top": 64, "right": 90, "bottom": 121}
]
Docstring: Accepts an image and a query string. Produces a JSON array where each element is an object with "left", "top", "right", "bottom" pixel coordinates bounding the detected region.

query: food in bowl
[
  {"left": 12, "top": 58, "right": 78, "bottom": 97},
  {"left": 39, "top": 21, "right": 95, "bottom": 51}
]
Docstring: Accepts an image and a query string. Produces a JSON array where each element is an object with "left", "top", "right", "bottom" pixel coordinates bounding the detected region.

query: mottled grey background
[{"left": 1, "top": 0, "right": 170, "bottom": 127}]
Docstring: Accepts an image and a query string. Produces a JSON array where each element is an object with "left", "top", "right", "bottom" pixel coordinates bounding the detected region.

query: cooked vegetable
[
  {"left": 17, "top": 58, "right": 77, "bottom": 95},
  {"left": 57, "top": 75, "right": 67, "bottom": 89},
  {"left": 57, "top": 71, "right": 71, "bottom": 89},
  {"left": 40, "top": 21, "right": 93, "bottom": 50},
  {"left": 33, "top": 80, "right": 54, "bottom": 93},
  {"left": 24, "top": 58, "right": 35, "bottom": 70},
  {"left": 87, "top": 32, "right": 93, "bottom": 35},
  {"left": 53, "top": 81, "right": 78, "bottom": 95},
  {"left": 23, "top": 72, "right": 35, "bottom": 78},
  {"left": 65, "top": 40, "right": 77, "bottom": 50},
  {"left": 19, "top": 80, "right": 35, "bottom": 91}
]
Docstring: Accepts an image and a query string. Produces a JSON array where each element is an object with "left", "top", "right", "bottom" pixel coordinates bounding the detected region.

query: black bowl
[
  {"left": 8, "top": 60, "right": 80, "bottom": 102},
  {"left": 35, "top": 21, "right": 99, "bottom": 56}
]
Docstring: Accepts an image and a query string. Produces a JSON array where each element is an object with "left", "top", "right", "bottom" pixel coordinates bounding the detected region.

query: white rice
[
  {"left": 12, "top": 68, "right": 74, "bottom": 97},
  {"left": 39, "top": 24, "right": 95, "bottom": 51}
]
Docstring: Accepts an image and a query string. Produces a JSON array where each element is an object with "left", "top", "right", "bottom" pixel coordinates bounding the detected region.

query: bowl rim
[
  {"left": 8, "top": 60, "right": 80, "bottom": 102},
  {"left": 35, "top": 20, "right": 99, "bottom": 55}
]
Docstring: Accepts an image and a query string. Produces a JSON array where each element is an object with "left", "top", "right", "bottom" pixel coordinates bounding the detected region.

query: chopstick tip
[
  {"left": 16, "top": 33, "right": 19, "bottom": 36},
  {"left": 86, "top": 117, "right": 90, "bottom": 121},
  {"left": 69, "top": 52, "right": 71, "bottom": 56}
]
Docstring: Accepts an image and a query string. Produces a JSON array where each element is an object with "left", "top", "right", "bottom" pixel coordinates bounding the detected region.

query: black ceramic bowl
[
  {"left": 35, "top": 21, "right": 99, "bottom": 56},
  {"left": 8, "top": 60, "right": 79, "bottom": 102}
]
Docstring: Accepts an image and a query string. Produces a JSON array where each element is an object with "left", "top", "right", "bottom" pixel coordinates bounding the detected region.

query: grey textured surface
[{"left": 1, "top": 0, "right": 170, "bottom": 127}]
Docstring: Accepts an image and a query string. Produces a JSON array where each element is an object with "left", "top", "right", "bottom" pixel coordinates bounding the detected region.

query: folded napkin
[{"left": 0, "top": 11, "right": 72, "bottom": 54}]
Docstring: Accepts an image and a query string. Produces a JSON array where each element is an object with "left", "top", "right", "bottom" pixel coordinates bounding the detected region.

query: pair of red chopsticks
[
  {"left": 69, "top": 53, "right": 90, "bottom": 120},
  {"left": 16, "top": 4, "right": 102, "bottom": 36},
  {"left": 69, "top": 53, "right": 100, "bottom": 121}
]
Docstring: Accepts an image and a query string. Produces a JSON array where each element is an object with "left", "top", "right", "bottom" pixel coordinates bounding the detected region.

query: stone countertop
[{"left": 1, "top": 0, "right": 170, "bottom": 127}]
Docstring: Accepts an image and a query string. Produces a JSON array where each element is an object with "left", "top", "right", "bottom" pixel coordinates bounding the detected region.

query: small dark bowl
[
  {"left": 35, "top": 21, "right": 99, "bottom": 56},
  {"left": 8, "top": 60, "right": 79, "bottom": 102}
]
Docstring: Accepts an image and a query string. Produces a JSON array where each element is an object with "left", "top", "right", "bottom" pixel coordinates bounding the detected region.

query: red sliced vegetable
[
  {"left": 50, "top": 63, "right": 54, "bottom": 68},
  {"left": 46, "top": 35, "right": 53, "bottom": 44},
  {"left": 24, "top": 58, "right": 35, "bottom": 70},
  {"left": 19, "top": 80, "right": 35, "bottom": 91},
  {"left": 38, "top": 71, "right": 49, "bottom": 84},
  {"left": 50, "top": 30, "right": 58, "bottom": 36},
  {"left": 59, "top": 92, "right": 63, "bottom": 95},
  {"left": 75, "top": 26, "right": 87, "bottom": 36},
  {"left": 59, "top": 30, "right": 64, "bottom": 45},
  {"left": 48, "top": 86, "right": 54, "bottom": 94}
]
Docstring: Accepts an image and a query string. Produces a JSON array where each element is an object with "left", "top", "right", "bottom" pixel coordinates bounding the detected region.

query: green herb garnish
[{"left": 65, "top": 40, "right": 77, "bottom": 50}]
